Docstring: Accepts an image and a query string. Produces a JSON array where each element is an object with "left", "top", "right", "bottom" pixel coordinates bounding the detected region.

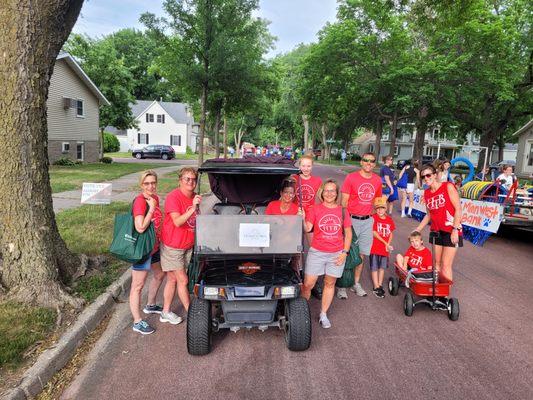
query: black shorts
[{"left": 429, "top": 231, "right": 464, "bottom": 248}]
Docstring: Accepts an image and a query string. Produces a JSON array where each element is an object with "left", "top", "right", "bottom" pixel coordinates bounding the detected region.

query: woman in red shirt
[
  {"left": 265, "top": 179, "right": 301, "bottom": 215},
  {"left": 415, "top": 164, "right": 463, "bottom": 282},
  {"left": 130, "top": 170, "right": 166, "bottom": 335},
  {"left": 301, "top": 179, "right": 352, "bottom": 329}
]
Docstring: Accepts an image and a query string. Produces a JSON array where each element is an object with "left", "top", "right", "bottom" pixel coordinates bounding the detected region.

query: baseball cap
[{"left": 374, "top": 197, "right": 387, "bottom": 209}]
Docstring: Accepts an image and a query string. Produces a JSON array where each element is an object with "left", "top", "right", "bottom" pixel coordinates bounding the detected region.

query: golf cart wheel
[
  {"left": 388, "top": 276, "right": 399, "bottom": 296},
  {"left": 187, "top": 298, "right": 212, "bottom": 355},
  {"left": 285, "top": 297, "right": 312, "bottom": 351},
  {"left": 447, "top": 298, "right": 460, "bottom": 321},
  {"left": 403, "top": 292, "right": 414, "bottom": 317}
]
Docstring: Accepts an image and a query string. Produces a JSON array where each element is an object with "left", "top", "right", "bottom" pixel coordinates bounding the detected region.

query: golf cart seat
[{"left": 212, "top": 203, "right": 267, "bottom": 215}]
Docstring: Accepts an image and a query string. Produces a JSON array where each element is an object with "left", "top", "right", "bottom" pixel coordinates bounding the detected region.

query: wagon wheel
[{"left": 403, "top": 292, "right": 414, "bottom": 317}]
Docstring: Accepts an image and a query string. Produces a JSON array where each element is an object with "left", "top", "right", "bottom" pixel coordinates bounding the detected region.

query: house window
[
  {"left": 369, "top": 144, "right": 374, "bottom": 153},
  {"left": 382, "top": 133, "right": 390, "bottom": 141},
  {"left": 76, "top": 99, "right": 84, "bottom": 117},
  {"left": 170, "top": 135, "right": 181, "bottom": 146},
  {"left": 76, "top": 143, "right": 84, "bottom": 161},
  {"left": 394, "top": 145, "right": 399, "bottom": 156},
  {"left": 62, "top": 142, "right": 70, "bottom": 153},
  {"left": 157, "top": 114, "right": 166, "bottom": 124},
  {"left": 138, "top": 133, "right": 149, "bottom": 145},
  {"left": 145, "top": 113, "right": 154, "bottom": 123}
]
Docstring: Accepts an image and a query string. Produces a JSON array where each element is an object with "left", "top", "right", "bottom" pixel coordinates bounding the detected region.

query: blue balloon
[{"left": 451, "top": 157, "right": 475, "bottom": 184}]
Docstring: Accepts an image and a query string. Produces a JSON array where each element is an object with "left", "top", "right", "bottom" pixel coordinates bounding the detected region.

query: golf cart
[{"left": 186, "top": 157, "right": 312, "bottom": 355}]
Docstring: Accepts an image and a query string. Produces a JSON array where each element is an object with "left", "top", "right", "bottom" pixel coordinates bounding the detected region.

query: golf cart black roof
[
  {"left": 199, "top": 156, "right": 300, "bottom": 203},
  {"left": 199, "top": 156, "right": 300, "bottom": 174}
]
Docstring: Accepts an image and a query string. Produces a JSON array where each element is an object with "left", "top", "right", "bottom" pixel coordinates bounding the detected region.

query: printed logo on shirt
[
  {"left": 358, "top": 183, "right": 376, "bottom": 202},
  {"left": 318, "top": 214, "right": 341, "bottom": 236},
  {"left": 186, "top": 205, "right": 197, "bottom": 229},
  {"left": 409, "top": 254, "right": 423, "bottom": 267},
  {"left": 426, "top": 193, "right": 446, "bottom": 210},
  {"left": 377, "top": 222, "right": 392, "bottom": 237},
  {"left": 296, "top": 184, "right": 315, "bottom": 204}
]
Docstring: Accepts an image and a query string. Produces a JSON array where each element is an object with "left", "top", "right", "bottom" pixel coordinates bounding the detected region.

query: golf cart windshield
[{"left": 195, "top": 215, "right": 303, "bottom": 255}]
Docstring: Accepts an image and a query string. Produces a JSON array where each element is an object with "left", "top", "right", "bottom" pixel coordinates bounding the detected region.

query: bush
[
  {"left": 186, "top": 146, "right": 194, "bottom": 155},
  {"left": 100, "top": 157, "right": 113, "bottom": 164},
  {"left": 351, "top": 153, "right": 361, "bottom": 161},
  {"left": 103, "top": 132, "right": 120, "bottom": 153},
  {"left": 53, "top": 157, "right": 77, "bottom": 166}
]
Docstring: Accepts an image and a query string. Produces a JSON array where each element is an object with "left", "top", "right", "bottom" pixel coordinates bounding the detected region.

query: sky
[{"left": 72, "top": 0, "right": 338, "bottom": 57}]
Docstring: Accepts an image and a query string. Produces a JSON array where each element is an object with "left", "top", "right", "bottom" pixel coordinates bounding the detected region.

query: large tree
[{"left": 0, "top": 0, "right": 84, "bottom": 307}]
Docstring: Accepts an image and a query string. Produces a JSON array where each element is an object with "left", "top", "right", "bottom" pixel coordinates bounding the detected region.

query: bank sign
[{"left": 411, "top": 190, "right": 503, "bottom": 233}]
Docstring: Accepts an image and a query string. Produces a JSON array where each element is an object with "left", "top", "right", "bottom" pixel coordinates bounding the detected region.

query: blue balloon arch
[{"left": 451, "top": 157, "right": 475, "bottom": 184}]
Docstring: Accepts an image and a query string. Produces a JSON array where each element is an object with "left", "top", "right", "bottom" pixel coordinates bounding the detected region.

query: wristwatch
[
  {"left": 452, "top": 226, "right": 462, "bottom": 231},
  {"left": 341, "top": 250, "right": 349, "bottom": 254}
]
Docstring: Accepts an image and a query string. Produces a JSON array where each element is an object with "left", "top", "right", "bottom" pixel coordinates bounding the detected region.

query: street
[{"left": 61, "top": 163, "right": 533, "bottom": 400}]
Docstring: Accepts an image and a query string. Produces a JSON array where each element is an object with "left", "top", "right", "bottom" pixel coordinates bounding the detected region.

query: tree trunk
[
  {"left": 0, "top": 0, "right": 85, "bottom": 308},
  {"left": 374, "top": 118, "right": 383, "bottom": 159},
  {"left": 389, "top": 112, "right": 398, "bottom": 159},
  {"left": 320, "top": 123, "right": 329, "bottom": 161},
  {"left": 223, "top": 116, "right": 228, "bottom": 159},
  {"left": 198, "top": 84, "right": 207, "bottom": 165},
  {"left": 497, "top": 132, "right": 505, "bottom": 162},
  {"left": 213, "top": 109, "right": 221, "bottom": 158},
  {"left": 414, "top": 119, "right": 427, "bottom": 163},
  {"left": 302, "top": 115, "right": 309, "bottom": 152},
  {"left": 478, "top": 129, "right": 499, "bottom": 171}
]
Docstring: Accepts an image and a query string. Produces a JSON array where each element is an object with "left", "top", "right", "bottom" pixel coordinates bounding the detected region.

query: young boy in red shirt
[
  {"left": 395, "top": 231, "right": 433, "bottom": 279},
  {"left": 369, "top": 197, "right": 395, "bottom": 298}
]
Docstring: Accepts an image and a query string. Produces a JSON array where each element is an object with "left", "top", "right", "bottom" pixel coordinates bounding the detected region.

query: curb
[{"left": 4, "top": 268, "right": 132, "bottom": 400}]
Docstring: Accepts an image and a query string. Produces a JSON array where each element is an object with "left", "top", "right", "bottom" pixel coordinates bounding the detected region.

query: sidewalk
[{"left": 52, "top": 166, "right": 183, "bottom": 213}]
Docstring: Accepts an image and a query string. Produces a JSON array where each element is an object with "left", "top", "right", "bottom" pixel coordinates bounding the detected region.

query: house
[
  {"left": 47, "top": 52, "right": 110, "bottom": 163},
  {"left": 351, "top": 124, "right": 517, "bottom": 166},
  {"left": 513, "top": 119, "right": 533, "bottom": 179},
  {"left": 114, "top": 100, "right": 197, "bottom": 153}
]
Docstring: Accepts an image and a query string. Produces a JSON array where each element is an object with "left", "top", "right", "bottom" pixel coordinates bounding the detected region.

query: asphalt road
[{"left": 62, "top": 163, "right": 533, "bottom": 400}]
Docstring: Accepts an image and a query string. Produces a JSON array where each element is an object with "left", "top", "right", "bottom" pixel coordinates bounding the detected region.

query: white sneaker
[
  {"left": 350, "top": 282, "right": 368, "bottom": 297},
  {"left": 319, "top": 313, "right": 331, "bottom": 329},
  {"left": 159, "top": 311, "right": 183, "bottom": 325},
  {"left": 401, "top": 213, "right": 406, "bottom": 218},
  {"left": 337, "top": 288, "right": 348, "bottom": 299}
]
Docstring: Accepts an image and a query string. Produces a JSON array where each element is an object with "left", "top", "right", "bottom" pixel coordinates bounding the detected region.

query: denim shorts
[
  {"left": 131, "top": 250, "right": 161, "bottom": 271},
  {"left": 369, "top": 254, "right": 388, "bottom": 271}
]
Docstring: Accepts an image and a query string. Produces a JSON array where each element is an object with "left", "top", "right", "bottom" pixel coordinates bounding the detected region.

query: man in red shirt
[
  {"left": 159, "top": 167, "right": 202, "bottom": 325},
  {"left": 339, "top": 152, "right": 383, "bottom": 299}
]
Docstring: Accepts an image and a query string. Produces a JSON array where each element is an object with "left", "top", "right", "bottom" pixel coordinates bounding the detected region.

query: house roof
[
  {"left": 56, "top": 52, "right": 110, "bottom": 106},
  {"left": 352, "top": 131, "right": 375, "bottom": 145},
  {"left": 131, "top": 100, "right": 194, "bottom": 125},
  {"left": 512, "top": 119, "right": 533, "bottom": 137}
]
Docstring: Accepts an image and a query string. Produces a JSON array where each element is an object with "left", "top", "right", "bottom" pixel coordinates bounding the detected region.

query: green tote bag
[
  {"left": 109, "top": 202, "right": 155, "bottom": 264},
  {"left": 336, "top": 227, "right": 362, "bottom": 288}
]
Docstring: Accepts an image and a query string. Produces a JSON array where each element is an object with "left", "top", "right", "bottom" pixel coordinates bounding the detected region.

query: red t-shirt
[
  {"left": 161, "top": 188, "right": 197, "bottom": 250},
  {"left": 370, "top": 214, "right": 396, "bottom": 256},
  {"left": 132, "top": 194, "right": 162, "bottom": 254},
  {"left": 404, "top": 246, "right": 433, "bottom": 272},
  {"left": 341, "top": 171, "right": 382, "bottom": 216},
  {"left": 292, "top": 174, "right": 322, "bottom": 211},
  {"left": 306, "top": 203, "right": 352, "bottom": 252},
  {"left": 265, "top": 200, "right": 299, "bottom": 215},
  {"left": 424, "top": 182, "right": 462, "bottom": 234}
]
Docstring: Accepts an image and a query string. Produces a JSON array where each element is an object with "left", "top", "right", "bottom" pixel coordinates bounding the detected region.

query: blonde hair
[
  {"left": 317, "top": 178, "right": 340, "bottom": 203},
  {"left": 139, "top": 170, "right": 158, "bottom": 187},
  {"left": 299, "top": 154, "right": 314, "bottom": 164},
  {"left": 178, "top": 167, "right": 198, "bottom": 180}
]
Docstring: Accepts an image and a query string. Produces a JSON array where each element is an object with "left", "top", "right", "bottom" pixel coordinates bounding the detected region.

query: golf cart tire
[
  {"left": 187, "top": 298, "right": 212, "bottom": 355},
  {"left": 285, "top": 297, "right": 312, "bottom": 352},
  {"left": 404, "top": 292, "right": 414, "bottom": 317},
  {"left": 448, "top": 297, "right": 460, "bottom": 321},
  {"left": 388, "top": 276, "right": 399, "bottom": 296}
]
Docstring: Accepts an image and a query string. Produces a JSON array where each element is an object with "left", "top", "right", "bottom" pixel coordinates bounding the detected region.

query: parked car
[
  {"left": 187, "top": 157, "right": 311, "bottom": 355},
  {"left": 132, "top": 145, "right": 175, "bottom": 160},
  {"left": 397, "top": 156, "right": 435, "bottom": 170}
]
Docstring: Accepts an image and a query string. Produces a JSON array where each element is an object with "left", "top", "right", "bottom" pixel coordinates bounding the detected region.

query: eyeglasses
[
  {"left": 142, "top": 181, "right": 157, "bottom": 186},
  {"left": 362, "top": 158, "right": 376, "bottom": 163},
  {"left": 181, "top": 177, "right": 197, "bottom": 183},
  {"left": 323, "top": 189, "right": 337, "bottom": 193},
  {"left": 421, "top": 173, "right": 434, "bottom": 179}
]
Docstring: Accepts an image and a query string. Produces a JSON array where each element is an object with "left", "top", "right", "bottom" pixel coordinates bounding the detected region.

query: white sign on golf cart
[
  {"left": 239, "top": 223, "right": 270, "bottom": 247},
  {"left": 81, "top": 183, "right": 112, "bottom": 205}
]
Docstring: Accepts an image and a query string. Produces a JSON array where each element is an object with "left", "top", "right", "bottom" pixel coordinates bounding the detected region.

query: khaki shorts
[{"left": 160, "top": 243, "right": 193, "bottom": 272}]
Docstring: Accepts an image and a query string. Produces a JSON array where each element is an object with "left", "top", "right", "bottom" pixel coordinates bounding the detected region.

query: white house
[
  {"left": 119, "top": 100, "right": 197, "bottom": 153},
  {"left": 513, "top": 119, "right": 533, "bottom": 179}
]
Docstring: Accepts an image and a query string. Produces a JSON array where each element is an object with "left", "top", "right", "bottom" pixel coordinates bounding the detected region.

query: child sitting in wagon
[{"left": 395, "top": 231, "right": 434, "bottom": 283}]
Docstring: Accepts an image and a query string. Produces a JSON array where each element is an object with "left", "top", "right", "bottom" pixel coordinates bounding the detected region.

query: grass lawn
[
  {"left": 50, "top": 162, "right": 168, "bottom": 193},
  {"left": 0, "top": 302, "right": 56, "bottom": 369}
]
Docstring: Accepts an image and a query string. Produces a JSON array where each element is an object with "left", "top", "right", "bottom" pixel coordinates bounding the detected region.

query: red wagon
[{"left": 388, "top": 258, "right": 459, "bottom": 321}]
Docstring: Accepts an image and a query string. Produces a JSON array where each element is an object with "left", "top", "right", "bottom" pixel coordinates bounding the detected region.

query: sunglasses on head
[
  {"left": 421, "top": 173, "right": 434, "bottom": 179},
  {"left": 362, "top": 158, "right": 376, "bottom": 163}
]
